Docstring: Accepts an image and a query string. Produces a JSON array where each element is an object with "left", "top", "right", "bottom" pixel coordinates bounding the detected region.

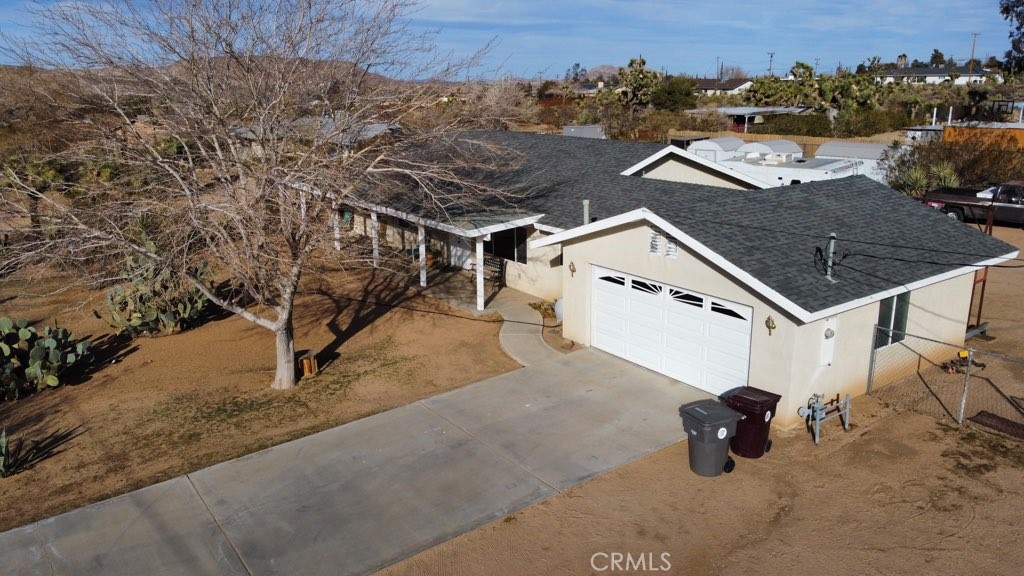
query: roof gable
[{"left": 619, "top": 145, "right": 769, "bottom": 189}]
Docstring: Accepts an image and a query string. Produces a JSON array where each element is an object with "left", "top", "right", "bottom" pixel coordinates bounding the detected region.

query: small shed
[
  {"left": 687, "top": 137, "right": 745, "bottom": 162},
  {"left": 736, "top": 139, "right": 804, "bottom": 158}
]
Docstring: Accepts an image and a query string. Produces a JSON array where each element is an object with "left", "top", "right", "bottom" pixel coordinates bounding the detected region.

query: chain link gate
[{"left": 867, "top": 326, "right": 1024, "bottom": 433}]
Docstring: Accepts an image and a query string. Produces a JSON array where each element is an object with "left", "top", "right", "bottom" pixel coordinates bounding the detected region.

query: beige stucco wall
[
  {"left": 639, "top": 157, "right": 748, "bottom": 189},
  {"left": 504, "top": 228, "right": 563, "bottom": 301},
  {"left": 559, "top": 221, "right": 975, "bottom": 428},
  {"left": 561, "top": 222, "right": 800, "bottom": 424},
  {"left": 867, "top": 273, "right": 974, "bottom": 389}
]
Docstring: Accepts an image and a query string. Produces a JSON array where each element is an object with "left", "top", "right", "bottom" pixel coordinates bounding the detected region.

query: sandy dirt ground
[
  {"left": 0, "top": 267, "right": 520, "bottom": 532},
  {"left": 379, "top": 226, "right": 1024, "bottom": 576}
]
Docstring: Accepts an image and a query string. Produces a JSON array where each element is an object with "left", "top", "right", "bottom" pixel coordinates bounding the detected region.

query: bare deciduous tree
[{"left": 0, "top": 0, "right": 521, "bottom": 389}]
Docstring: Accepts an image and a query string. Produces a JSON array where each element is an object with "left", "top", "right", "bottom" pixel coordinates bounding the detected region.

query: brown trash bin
[{"left": 722, "top": 387, "right": 782, "bottom": 459}]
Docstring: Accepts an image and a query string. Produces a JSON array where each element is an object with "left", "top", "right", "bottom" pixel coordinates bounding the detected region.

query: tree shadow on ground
[
  {"left": 68, "top": 332, "right": 139, "bottom": 385},
  {"left": 309, "top": 269, "right": 422, "bottom": 372}
]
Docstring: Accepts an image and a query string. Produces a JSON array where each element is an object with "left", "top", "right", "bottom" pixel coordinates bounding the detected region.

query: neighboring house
[
  {"left": 686, "top": 106, "right": 814, "bottom": 133},
  {"left": 340, "top": 131, "right": 1017, "bottom": 427},
  {"left": 875, "top": 66, "right": 1002, "bottom": 85},
  {"left": 694, "top": 77, "right": 754, "bottom": 95},
  {"left": 814, "top": 141, "right": 889, "bottom": 183}
]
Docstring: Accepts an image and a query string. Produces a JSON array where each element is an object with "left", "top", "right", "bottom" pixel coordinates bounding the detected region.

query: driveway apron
[{"left": 0, "top": 292, "right": 711, "bottom": 576}]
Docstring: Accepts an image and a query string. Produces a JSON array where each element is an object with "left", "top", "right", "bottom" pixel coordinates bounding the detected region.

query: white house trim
[
  {"left": 530, "top": 208, "right": 1020, "bottom": 323},
  {"left": 619, "top": 145, "right": 770, "bottom": 189},
  {"left": 802, "top": 252, "right": 1018, "bottom": 321},
  {"left": 345, "top": 198, "right": 543, "bottom": 238},
  {"left": 534, "top": 223, "right": 566, "bottom": 234}
]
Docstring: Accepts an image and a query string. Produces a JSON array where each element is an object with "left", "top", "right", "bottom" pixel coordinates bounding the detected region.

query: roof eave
[
  {"left": 346, "top": 198, "right": 543, "bottom": 237},
  {"left": 530, "top": 209, "right": 1020, "bottom": 324}
]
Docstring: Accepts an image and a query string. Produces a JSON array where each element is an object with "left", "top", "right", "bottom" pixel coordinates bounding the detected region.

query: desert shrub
[
  {"left": 833, "top": 108, "right": 910, "bottom": 137},
  {"left": 677, "top": 111, "right": 732, "bottom": 132},
  {"left": 0, "top": 317, "right": 92, "bottom": 401},
  {"left": 755, "top": 114, "right": 832, "bottom": 136}
]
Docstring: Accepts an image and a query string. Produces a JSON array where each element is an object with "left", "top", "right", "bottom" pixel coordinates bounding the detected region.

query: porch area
[{"left": 409, "top": 263, "right": 506, "bottom": 314}]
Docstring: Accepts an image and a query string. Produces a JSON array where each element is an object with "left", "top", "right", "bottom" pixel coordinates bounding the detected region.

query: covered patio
[{"left": 340, "top": 201, "right": 541, "bottom": 311}]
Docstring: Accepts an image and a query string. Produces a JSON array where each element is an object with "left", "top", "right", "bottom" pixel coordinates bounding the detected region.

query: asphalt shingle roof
[{"left": 474, "top": 131, "right": 1018, "bottom": 317}]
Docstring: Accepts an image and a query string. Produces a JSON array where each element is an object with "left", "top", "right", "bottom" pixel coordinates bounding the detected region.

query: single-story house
[
  {"left": 875, "top": 66, "right": 1002, "bottom": 85},
  {"left": 686, "top": 106, "right": 814, "bottom": 133},
  {"left": 694, "top": 77, "right": 754, "bottom": 95},
  {"left": 342, "top": 131, "right": 1018, "bottom": 427}
]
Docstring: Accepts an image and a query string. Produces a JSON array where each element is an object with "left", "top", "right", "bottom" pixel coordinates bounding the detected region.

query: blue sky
[
  {"left": 0, "top": 1, "right": 1013, "bottom": 78},
  {"left": 411, "top": 0, "right": 1013, "bottom": 78}
]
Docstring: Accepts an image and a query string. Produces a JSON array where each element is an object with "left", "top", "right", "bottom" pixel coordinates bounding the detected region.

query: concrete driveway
[{"left": 0, "top": 349, "right": 710, "bottom": 576}]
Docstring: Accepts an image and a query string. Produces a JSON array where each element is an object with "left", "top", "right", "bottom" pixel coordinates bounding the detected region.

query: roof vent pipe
[
  {"left": 826, "top": 232, "right": 837, "bottom": 283},
  {"left": 583, "top": 199, "right": 590, "bottom": 225}
]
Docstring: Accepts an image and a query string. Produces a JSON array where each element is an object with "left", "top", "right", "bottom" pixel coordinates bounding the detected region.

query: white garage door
[{"left": 591, "top": 267, "right": 752, "bottom": 395}]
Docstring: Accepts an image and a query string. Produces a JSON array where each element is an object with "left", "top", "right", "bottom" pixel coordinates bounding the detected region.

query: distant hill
[{"left": 586, "top": 64, "right": 619, "bottom": 80}]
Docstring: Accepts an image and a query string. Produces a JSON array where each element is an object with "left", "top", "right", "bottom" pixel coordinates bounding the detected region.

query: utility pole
[
  {"left": 767, "top": 51, "right": 775, "bottom": 77},
  {"left": 716, "top": 56, "right": 720, "bottom": 81},
  {"left": 969, "top": 32, "right": 979, "bottom": 78},
  {"left": 814, "top": 57, "right": 820, "bottom": 77}
]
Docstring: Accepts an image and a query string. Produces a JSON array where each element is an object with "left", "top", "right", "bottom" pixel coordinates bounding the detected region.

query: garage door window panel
[
  {"left": 670, "top": 289, "right": 703, "bottom": 308},
  {"left": 711, "top": 303, "right": 747, "bottom": 321}
]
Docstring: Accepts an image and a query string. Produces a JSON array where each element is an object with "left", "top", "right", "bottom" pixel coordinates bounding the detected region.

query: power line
[
  {"left": 675, "top": 216, "right": 1024, "bottom": 265},
  {"left": 845, "top": 250, "right": 1024, "bottom": 269}
]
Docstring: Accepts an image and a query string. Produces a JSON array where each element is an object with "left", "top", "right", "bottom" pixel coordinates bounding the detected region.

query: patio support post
[
  {"left": 370, "top": 211, "right": 380, "bottom": 268},
  {"left": 331, "top": 209, "right": 341, "bottom": 251},
  {"left": 418, "top": 224, "right": 427, "bottom": 287},
  {"left": 475, "top": 236, "right": 485, "bottom": 311}
]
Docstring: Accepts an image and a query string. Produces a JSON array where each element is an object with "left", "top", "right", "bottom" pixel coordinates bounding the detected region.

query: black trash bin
[
  {"left": 680, "top": 400, "right": 744, "bottom": 477},
  {"left": 722, "top": 387, "right": 782, "bottom": 459}
]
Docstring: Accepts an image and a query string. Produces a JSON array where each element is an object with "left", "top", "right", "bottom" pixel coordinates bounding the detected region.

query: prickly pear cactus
[
  {"left": 97, "top": 249, "right": 210, "bottom": 337},
  {"left": 0, "top": 317, "right": 92, "bottom": 400}
]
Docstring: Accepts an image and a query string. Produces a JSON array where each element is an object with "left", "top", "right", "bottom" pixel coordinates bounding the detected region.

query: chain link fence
[{"left": 868, "top": 326, "right": 1024, "bottom": 434}]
